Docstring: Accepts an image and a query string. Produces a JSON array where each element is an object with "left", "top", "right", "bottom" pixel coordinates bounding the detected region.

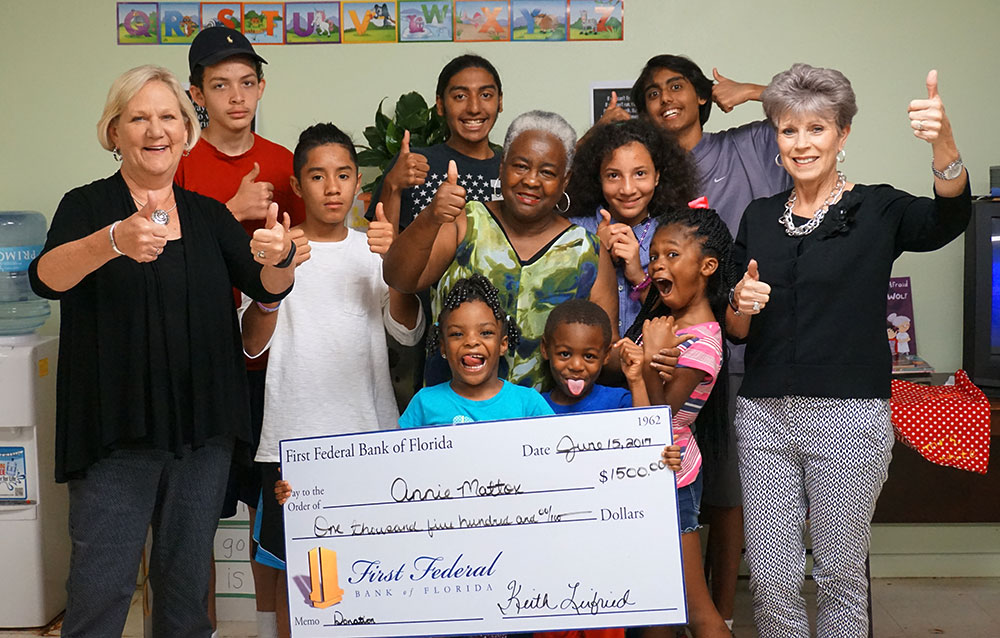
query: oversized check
[{"left": 279, "top": 406, "right": 685, "bottom": 636}]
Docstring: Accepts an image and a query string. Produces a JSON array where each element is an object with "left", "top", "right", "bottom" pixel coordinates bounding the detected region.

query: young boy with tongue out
[{"left": 540, "top": 299, "right": 649, "bottom": 414}]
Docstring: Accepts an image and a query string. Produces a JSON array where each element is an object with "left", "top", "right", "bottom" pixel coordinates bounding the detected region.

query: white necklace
[
  {"left": 131, "top": 192, "right": 177, "bottom": 226},
  {"left": 779, "top": 171, "right": 846, "bottom": 237}
]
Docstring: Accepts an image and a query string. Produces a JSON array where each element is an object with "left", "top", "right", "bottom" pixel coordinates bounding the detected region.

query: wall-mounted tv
[{"left": 963, "top": 200, "right": 1000, "bottom": 396}]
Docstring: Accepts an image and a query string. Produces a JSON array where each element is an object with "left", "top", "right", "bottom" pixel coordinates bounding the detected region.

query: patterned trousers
[{"left": 735, "top": 396, "right": 893, "bottom": 638}]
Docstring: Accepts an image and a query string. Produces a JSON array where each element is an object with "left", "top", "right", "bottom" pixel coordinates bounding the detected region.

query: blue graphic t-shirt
[{"left": 399, "top": 380, "right": 553, "bottom": 428}]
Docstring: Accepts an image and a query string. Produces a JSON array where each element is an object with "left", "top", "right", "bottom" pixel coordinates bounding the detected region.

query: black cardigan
[
  {"left": 732, "top": 181, "right": 971, "bottom": 399},
  {"left": 29, "top": 172, "right": 290, "bottom": 482}
]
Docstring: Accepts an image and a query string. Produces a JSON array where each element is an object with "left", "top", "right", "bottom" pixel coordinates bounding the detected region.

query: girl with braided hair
[
  {"left": 399, "top": 274, "right": 553, "bottom": 429},
  {"left": 619, "top": 202, "right": 737, "bottom": 638}
]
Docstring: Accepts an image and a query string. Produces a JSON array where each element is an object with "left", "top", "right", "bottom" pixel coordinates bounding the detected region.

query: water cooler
[{"left": 0, "top": 334, "right": 70, "bottom": 628}]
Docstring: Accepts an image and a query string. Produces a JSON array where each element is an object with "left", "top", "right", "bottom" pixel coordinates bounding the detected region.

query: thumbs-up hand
[
  {"left": 427, "top": 160, "right": 467, "bottom": 226},
  {"left": 597, "top": 90, "right": 632, "bottom": 125},
  {"left": 596, "top": 208, "right": 614, "bottom": 250},
  {"left": 250, "top": 202, "right": 292, "bottom": 266},
  {"left": 386, "top": 130, "right": 430, "bottom": 191},
  {"left": 227, "top": 162, "right": 275, "bottom": 222},
  {"left": 366, "top": 202, "right": 395, "bottom": 256},
  {"left": 908, "top": 70, "right": 950, "bottom": 143},
  {"left": 711, "top": 67, "right": 760, "bottom": 113},
  {"left": 733, "top": 258, "right": 770, "bottom": 315},
  {"left": 113, "top": 190, "right": 169, "bottom": 262}
]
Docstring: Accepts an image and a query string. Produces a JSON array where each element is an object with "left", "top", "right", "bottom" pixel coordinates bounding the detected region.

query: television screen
[{"left": 993, "top": 217, "right": 1000, "bottom": 352}]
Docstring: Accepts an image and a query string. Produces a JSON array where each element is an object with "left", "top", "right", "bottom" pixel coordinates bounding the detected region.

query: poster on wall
[
  {"left": 590, "top": 80, "right": 637, "bottom": 124},
  {"left": 887, "top": 276, "right": 918, "bottom": 357},
  {"left": 342, "top": 2, "right": 399, "bottom": 43},
  {"left": 243, "top": 3, "right": 286, "bottom": 43},
  {"left": 511, "top": 0, "right": 567, "bottom": 41},
  {"left": 286, "top": 3, "right": 342, "bottom": 43},
  {"left": 454, "top": 1, "right": 511, "bottom": 41},
  {"left": 399, "top": 1, "right": 453, "bottom": 41},
  {"left": 202, "top": 2, "right": 242, "bottom": 29},
  {"left": 568, "top": 0, "right": 623, "bottom": 40},
  {"left": 160, "top": 2, "right": 201, "bottom": 43},
  {"left": 118, "top": 1, "right": 623, "bottom": 45},
  {"left": 118, "top": 3, "right": 160, "bottom": 44}
]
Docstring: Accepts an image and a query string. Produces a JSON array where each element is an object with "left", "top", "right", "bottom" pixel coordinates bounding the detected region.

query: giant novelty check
[{"left": 279, "top": 406, "right": 685, "bottom": 636}]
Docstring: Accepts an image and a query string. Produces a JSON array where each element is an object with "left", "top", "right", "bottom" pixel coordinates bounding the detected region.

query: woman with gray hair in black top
[{"left": 726, "top": 64, "right": 970, "bottom": 637}]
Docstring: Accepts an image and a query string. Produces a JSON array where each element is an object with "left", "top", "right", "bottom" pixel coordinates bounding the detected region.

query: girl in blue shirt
[{"left": 400, "top": 274, "right": 552, "bottom": 428}]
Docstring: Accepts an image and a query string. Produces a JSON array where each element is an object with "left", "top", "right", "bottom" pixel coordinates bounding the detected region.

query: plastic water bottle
[{"left": 0, "top": 212, "right": 51, "bottom": 335}]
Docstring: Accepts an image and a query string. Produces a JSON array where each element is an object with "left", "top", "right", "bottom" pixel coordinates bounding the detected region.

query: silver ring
[
  {"left": 752, "top": 300, "right": 761, "bottom": 312},
  {"left": 156, "top": 247, "right": 162, "bottom": 255},
  {"left": 916, "top": 120, "right": 924, "bottom": 131},
  {"left": 257, "top": 250, "right": 266, "bottom": 259}
]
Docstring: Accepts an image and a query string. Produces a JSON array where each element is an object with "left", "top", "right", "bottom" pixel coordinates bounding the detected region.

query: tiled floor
[{"left": 2, "top": 578, "right": 998, "bottom": 637}]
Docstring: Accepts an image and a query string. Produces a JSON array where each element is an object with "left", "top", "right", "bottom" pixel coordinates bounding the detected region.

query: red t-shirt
[{"left": 175, "top": 133, "right": 306, "bottom": 370}]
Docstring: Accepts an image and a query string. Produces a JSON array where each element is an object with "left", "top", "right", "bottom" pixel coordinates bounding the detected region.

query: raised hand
[
  {"left": 427, "top": 160, "right": 467, "bottom": 226},
  {"left": 908, "top": 70, "right": 951, "bottom": 144},
  {"left": 711, "top": 67, "right": 763, "bottom": 113},
  {"left": 733, "top": 259, "right": 770, "bottom": 315},
  {"left": 228, "top": 162, "right": 275, "bottom": 222},
  {"left": 113, "top": 190, "right": 169, "bottom": 262},
  {"left": 366, "top": 202, "right": 395, "bottom": 256},
  {"left": 250, "top": 202, "right": 292, "bottom": 266},
  {"left": 597, "top": 91, "right": 632, "bottom": 125},
  {"left": 385, "top": 130, "right": 430, "bottom": 191}
]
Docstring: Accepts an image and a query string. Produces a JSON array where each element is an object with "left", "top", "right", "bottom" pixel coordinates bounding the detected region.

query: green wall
[{"left": 3, "top": 0, "right": 997, "bottom": 372}]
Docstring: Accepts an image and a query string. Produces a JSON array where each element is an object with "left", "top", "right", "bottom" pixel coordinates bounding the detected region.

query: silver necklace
[
  {"left": 131, "top": 194, "right": 177, "bottom": 225},
  {"left": 779, "top": 171, "right": 846, "bottom": 237}
]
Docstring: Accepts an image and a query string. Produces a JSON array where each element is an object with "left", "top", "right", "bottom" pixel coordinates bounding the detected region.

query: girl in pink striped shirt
[{"left": 619, "top": 202, "right": 735, "bottom": 638}]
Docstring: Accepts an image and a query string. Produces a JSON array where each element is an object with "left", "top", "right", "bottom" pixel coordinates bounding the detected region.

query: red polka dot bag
[{"left": 889, "top": 370, "right": 991, "bottom": 474}]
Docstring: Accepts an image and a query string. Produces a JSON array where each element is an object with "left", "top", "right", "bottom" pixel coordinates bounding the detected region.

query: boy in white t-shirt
[{"left": 239, "top": 122, "right": 423, "bottom": 638}]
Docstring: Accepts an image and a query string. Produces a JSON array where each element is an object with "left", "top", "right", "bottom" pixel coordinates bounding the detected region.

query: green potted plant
[{"left": 356, "top": 91, "right": 449, "bottom": 195}]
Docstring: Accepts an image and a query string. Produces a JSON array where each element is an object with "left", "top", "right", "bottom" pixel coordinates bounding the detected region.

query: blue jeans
[{"left": 677, "top": 472, "right": 704, "bottom": 534}]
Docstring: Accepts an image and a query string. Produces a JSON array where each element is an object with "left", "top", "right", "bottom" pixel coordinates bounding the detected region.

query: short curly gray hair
[
  {"left": 502, "top": 110, "right": 576, "bottom": 174},
  {"left": 761, "top": 63, "right": 858, "bottom": 132}
]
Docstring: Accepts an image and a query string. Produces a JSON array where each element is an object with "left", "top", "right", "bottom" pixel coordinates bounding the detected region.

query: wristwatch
[{"left": 932, "top": 155, "right": 964, "bottom": 180}]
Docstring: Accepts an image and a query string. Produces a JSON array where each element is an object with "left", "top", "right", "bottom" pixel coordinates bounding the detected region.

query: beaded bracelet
[{"left": 628, "top": 274, "right": 652, "bottom": 301}]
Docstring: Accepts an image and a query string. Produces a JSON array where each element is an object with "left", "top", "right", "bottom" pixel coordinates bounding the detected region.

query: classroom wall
[{"left": 3, "top": 0, "right": 998, "bottom": 371}]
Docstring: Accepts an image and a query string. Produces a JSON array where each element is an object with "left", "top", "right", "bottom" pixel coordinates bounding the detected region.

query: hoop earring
[
  {"left": 555, "top": 192, "right": 571, "bottom": 214},
  {"left": 112, "top": 147, "right": 122, "bottom": 162},
  {"left": 774, "top": 153, "right": 783, "bottom": 167},
  {"left": 837, "top": 148, "right": 846, "bottom": 163}
]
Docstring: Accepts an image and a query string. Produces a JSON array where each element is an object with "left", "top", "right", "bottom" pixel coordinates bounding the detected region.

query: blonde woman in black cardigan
[{"left": 29, "top": 65, "right": 304, "bottom": 638}]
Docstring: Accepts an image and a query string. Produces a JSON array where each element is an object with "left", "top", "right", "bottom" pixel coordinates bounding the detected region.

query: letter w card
[{"left": 279, "top": 406, "right": 685, "bottom": 636}]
